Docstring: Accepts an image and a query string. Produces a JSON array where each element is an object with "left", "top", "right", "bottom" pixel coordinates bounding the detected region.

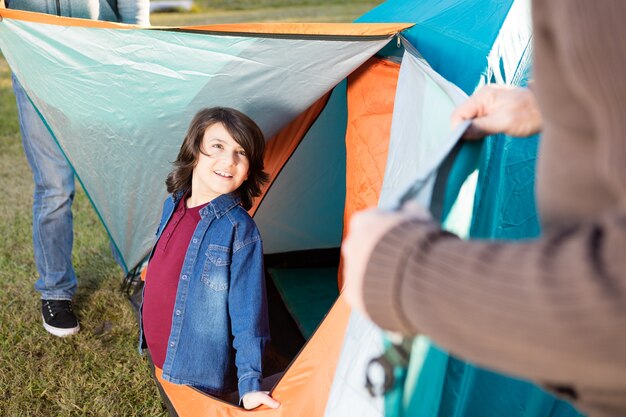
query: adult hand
[
  {"left": 241, "top": 391, "right": 280, "bottom": 410},
  {"left": 341, "top": 203, "right": 431, "bottom": 319},
  {"left": 451, "top": 84, "right": 543, "bottom": 139}
]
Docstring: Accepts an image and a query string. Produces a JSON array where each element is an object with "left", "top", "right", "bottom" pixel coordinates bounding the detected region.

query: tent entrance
[
  {"left": 122, "top": 247, "right": 342, "bottom": 405},
  {"left": 263, "top": 248, "right": 341, "bottom": 377},
  {"left": 268, "top": 266, "right": 339, "bottom": 340}
]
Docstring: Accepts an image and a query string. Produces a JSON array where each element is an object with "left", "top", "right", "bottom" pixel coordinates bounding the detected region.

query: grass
[
  {"left": 0, "top": 2, "right": 380, "bottom": 416},
  {"left": 0, "top": 57, "right": 166, "bottom": 415},
  {"left": 150, "top": 2, "right": 378, "bottom": 25},
  {"left": 195, "top": 0, "right": 377, "bottom": 9}
]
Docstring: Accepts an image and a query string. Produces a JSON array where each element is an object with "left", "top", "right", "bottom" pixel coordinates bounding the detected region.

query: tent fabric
[
  {"left": 356, "top": 0, "right": 523, "bottom": 95},
  {"left": 378, "top": 49, "right": 467, "bottom": 210},
  {"left": 177, "top": 23, "right": 413, "bottom": 36},
  {"left": 338, "top": 55, "right": 401, "bottom": 288},
  {"left": 0, "top": 10, "right": 402, "bottom": 271},
  {"left": 343, "top": 56, "right": 400, "bottom": 237},
  {"left": 467, "top": 19, "right": 540, "bottom": 240},
  {"left": 268, "top": 267, "right": 339, "bottom": 340},
  {"left": 326, "top": 49, "right": 469, "bottom": 417},
  {"left": 250, "top": 93, "right": 330, "bottom": 216},
  {"left": 324, "top": 311, "right": 385, "bottom": 417},
  {"left": 155, "top": 296, "right": 352, "bottom": 417},
  {"left": 253, "top": 84, "right": 348, "bottom": 254}
]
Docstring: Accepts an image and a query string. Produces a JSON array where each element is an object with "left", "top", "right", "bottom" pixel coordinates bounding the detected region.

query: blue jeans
[{"left": 12, "top": 75, "right": 77, "bottom": 300}]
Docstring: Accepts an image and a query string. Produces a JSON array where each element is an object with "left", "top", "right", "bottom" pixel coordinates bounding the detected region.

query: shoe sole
[{"left": 41, "top": 315, "right": 80, "bottom": 337}]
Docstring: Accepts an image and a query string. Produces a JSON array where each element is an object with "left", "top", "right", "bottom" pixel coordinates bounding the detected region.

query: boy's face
[{"left": 191, "top": 122, "right": 249, "bottom": 204}]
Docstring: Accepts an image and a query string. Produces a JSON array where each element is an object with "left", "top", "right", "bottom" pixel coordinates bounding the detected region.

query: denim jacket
[{"left": 139, "top": 191, "right": 270, "bottom": 398}]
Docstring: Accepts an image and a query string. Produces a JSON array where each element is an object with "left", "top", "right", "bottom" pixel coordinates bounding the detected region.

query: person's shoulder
[
  {"left": 227, "top": 206, "right": 261, "bottom": 242},
  {"left": 227, "top": 206, "right": 258, "bottom": 228}
]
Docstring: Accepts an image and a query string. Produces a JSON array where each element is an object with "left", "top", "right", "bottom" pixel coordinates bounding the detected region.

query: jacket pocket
[{"left": 201, "top": 245, "right": 231, "bottom": 291}]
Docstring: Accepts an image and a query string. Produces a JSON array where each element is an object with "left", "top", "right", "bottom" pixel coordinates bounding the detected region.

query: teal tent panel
[
  {"left": 391, "top": 345, "right": 448, "bottom": 417},
  {"left": 465, "top": 0, "right": 540, "bottom": 240},
  {"left": 469, "top": 133, "right": 541, "bottom": 239},
  {"left": 267, "top": 267, "right": 339, "bottom": 340},
  {"left": 0, "top": 16, "right": 393, "bottom": 271},
  {"left": 421, "top": 355, "right": 581, "bottom": 417},
  {"left": 389, "top": 345, "right": 582, "bottom": 417},
  {"left": 433, "top": 63, "right": 583, "bottom": 417},
  {"left": 358, "top": 0, "right": 531, "bottom": 95}
]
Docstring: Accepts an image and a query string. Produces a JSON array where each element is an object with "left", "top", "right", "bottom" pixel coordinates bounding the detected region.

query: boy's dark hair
[{"left": 166, "top": 107, "right": 269, "bottom": 210}]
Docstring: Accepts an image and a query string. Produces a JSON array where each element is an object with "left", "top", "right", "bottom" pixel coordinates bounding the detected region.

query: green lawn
[
  {"left": 0, "top": 2, "right": 380, "bottom": 415},
  {"left": 150, "top": 2, "right": 378, "bottom": 25},
  {"left": 195, "top": 0, "right": 376, "bottom": 9},
  {"left": 0, "top": 51, "right": 167, "bottom": 416}
]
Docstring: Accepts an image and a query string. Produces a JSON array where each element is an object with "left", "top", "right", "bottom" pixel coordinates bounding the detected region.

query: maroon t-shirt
[{"left": 142, "top": 197, "right": 207, "bottom": 369}]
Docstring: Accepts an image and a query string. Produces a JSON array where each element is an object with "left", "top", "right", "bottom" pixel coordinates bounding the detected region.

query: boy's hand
[{"left": 242, "top": 391, "right": 280, "bottom": 410}]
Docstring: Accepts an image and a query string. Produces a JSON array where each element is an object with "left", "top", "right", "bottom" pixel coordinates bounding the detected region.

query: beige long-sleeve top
[{"left": 362, "top": 1, "right": 626, "bottom": 416}]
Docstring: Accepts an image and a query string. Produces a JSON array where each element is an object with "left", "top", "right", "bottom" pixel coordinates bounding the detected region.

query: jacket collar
[
  {"left": 172, "top": 190, "right": 241, "bottom": 219},
  {"left": 204, "top": 192, "right": 242, "bottom": 219}
]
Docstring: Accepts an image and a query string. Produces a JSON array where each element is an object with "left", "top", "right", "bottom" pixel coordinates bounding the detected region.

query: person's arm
[
  {"left": 343, "top": 205, "right": 626, "bottom": 389},
  {"left": 450, "top": 84, "right": 542, "bottom": 139},
  {"left": 228, "top": 235, "right": 278, "bottom": 409},
  {"left": 115, "top": 0, "right": 150, "bottom": 25}
]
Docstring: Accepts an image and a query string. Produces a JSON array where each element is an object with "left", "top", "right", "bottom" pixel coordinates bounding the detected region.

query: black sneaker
[{"left": 41, "top": 299, "right": 80, "bottom": 337}]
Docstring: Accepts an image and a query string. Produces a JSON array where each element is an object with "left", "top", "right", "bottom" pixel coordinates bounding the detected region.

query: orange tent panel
[
  {"left": 339, "top": 56, "right": 401, "bottom": 288},
  {"left": 249, "top": 93, "right": 331, "bottom": 217},
  {"left": 344, "top": 56, "right": 401, "bottom": 226},
  {"left": 155, "top": 296, "right": 352, "bottom": 416}
]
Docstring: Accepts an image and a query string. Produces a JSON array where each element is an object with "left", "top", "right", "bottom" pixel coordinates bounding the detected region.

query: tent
[{"left": 0, "top": 2, "right": 584, "bottom": 417}]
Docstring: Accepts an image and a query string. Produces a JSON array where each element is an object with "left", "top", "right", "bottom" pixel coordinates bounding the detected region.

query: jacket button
[
  {"left": 175, "top": 310, "right": 181, "bottom": 316},
  {"left": 193, "top": 238, "right": 198, "bottom": 243},
  {"left": 181, "top": 275, "right": 187, "bottom": 280}
]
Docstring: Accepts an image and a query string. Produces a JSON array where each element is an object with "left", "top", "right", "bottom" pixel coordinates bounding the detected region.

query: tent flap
[{"left": 0, "top": 12, "right": 395, "bottom": 270}]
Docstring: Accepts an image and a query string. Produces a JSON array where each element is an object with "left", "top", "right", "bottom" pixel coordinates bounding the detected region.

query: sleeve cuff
[{"left": 238, "top": 374, "right": 262, "bottom": 401}]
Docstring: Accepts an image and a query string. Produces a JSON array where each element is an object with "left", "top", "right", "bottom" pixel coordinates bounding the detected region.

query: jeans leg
[{"left": 12, "top": 75, "right": 78, "bottom": 300}]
